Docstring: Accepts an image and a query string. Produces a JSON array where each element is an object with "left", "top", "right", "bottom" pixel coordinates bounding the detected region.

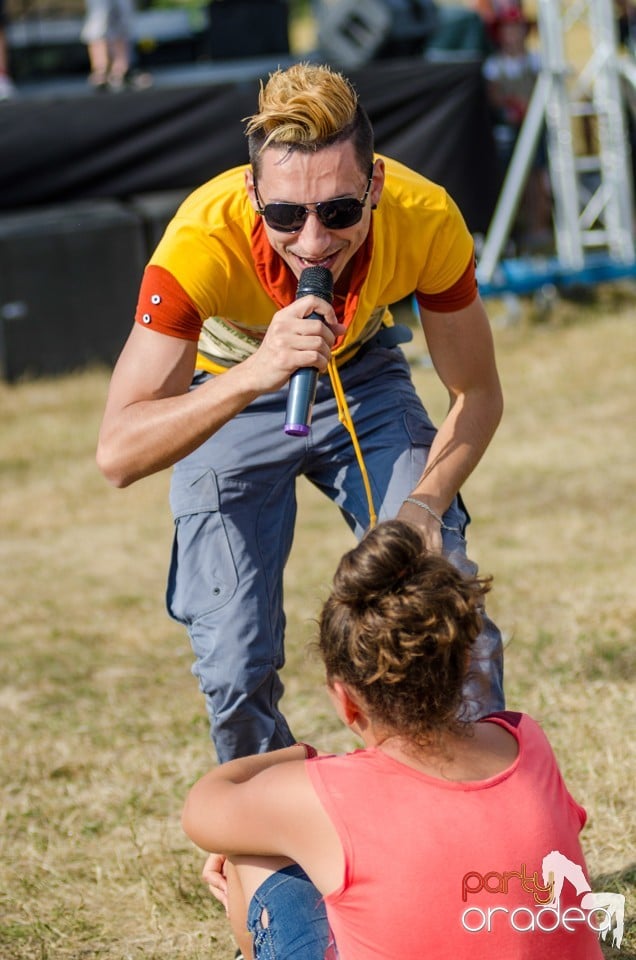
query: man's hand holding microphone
[{"left": 241, "top": 267, "right": 343, "bottom": 422}]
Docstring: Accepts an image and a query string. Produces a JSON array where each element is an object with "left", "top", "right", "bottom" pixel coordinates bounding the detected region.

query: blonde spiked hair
[{"left": 244, "top": 63, "right": 374, "bottom": 176}]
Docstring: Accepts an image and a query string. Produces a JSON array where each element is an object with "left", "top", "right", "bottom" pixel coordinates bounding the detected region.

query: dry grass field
[{"left": 1, "top": 288, "right": 635, "bottom": 959}]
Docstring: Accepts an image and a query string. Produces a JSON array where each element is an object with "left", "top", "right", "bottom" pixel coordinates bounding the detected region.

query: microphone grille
[{"left": 296, "top": 266, "right": 334, "bottom": 304}]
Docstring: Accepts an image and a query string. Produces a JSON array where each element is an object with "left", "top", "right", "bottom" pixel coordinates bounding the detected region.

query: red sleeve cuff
[
  {"left": 416, "top": 254, "right": 477, "bottom": 314},
  {"left": 135, "top": 264, "right": 202, "bottom": 341}
]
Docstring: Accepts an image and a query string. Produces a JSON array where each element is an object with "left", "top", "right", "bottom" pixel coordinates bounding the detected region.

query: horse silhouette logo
[{"left": 541, "top": 850, "right": 625, "bottom": 949}]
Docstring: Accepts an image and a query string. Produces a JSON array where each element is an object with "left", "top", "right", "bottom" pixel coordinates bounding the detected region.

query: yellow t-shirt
[{"left": 135, "top": 156, "right": 475, "bottom": 374}]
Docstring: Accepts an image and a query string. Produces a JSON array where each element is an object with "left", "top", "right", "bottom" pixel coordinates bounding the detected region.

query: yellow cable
[{"left": 327, "top": 358, "right": 377, "bottom": 529}]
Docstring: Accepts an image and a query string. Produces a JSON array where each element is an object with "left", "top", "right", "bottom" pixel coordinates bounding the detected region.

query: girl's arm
[{"left": 182, "top": 745, "right": 342, "bottom": 896}]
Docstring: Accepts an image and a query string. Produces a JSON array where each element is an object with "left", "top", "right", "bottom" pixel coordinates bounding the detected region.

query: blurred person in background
[
  {"left": 81, "top": 0, "right": 135, "bottom": 91},
  {"left": 0, "top": 0, "right": 15, "bottom": 100},
  {"left": 616, "top": 0, "right": 636, "bottom": 53},
  {"left": 482, "top": 3, "right": 552, "bottom": 250},
  {"left": 470, "top": 0, "right": 524, "bottom": 47}
]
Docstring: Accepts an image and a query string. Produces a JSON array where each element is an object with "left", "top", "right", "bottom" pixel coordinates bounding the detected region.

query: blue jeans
[
  {"left": 247, "top": 865, "right": 334, "bottom": 960},
  {"left": 167, "top": 346, "right": 505, "bottom": 761}
]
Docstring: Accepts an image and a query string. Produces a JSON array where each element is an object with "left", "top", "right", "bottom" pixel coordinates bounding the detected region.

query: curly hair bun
[
  {"left": 332, "top": 520, "right": 425, "bottom": 606},
  {"left": 318, "top": 519, "right": 492, "bottom": 738}
]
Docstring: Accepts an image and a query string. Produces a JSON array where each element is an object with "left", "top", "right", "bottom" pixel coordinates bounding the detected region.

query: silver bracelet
[{"left": 403, "top": 497, "right": 445, "bottom": 527}]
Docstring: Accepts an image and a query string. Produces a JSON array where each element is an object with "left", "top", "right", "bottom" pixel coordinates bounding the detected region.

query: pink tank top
[{"left": 306, "top": 712, "right": 604, "bottom": 959}]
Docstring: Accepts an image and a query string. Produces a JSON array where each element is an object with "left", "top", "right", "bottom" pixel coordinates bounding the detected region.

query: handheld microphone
[{"left": 284, "top": 265, "right": 334, "bottom": 437}]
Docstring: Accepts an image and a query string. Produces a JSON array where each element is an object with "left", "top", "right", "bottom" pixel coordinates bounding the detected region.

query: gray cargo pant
[{"left": 167, "top": 345, "right": 504, "bottom": 762}]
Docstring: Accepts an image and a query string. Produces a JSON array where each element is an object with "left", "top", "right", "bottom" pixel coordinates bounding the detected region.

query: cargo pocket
[
  {"left": 166, "top": 466, "right": 238, "bottom": 625},
  {"left": 403, "top": 409, "right": 437, "bottom": 470}
]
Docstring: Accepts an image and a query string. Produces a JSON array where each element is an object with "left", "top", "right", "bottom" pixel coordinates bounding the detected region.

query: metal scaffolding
[{"left": 477, "top": 0, "right": 636, "bottom": 293}]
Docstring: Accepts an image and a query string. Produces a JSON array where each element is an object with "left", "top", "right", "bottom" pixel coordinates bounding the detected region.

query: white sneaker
[{"left": 0, "top": 73, "right": 15, "bottom": 100}]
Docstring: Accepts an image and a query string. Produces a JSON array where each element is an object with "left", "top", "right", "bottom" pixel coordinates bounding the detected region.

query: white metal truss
[{"left": 477, "top": 0, "right": 636, "bottom": 284}]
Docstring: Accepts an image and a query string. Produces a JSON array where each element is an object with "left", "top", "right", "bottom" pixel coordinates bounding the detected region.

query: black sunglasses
[{"left": 253, "top": 171, "right": 374, "bottom": 233}]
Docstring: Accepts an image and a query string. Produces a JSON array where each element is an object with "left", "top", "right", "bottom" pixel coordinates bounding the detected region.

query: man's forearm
[
  {"left": 409, "top": 386, "right": 503, "bottom": 513},
  {"left": 97, "top": 363, "right": 262, "bottom": 487}
]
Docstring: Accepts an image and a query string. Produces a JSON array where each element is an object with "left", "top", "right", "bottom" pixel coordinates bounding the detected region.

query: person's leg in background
[
  {"left": 104, "top": 36, "right": 130, "bottom": 89},
  {"left": 82, "top": 0, "right": 111, "bottom": 89},
  {"left": 105, "top": 0, "right": 134, "bottom": 89},
  {"left": 81, "top": 0, "right": 134, "bottom": 91},
  {"left": 0, "top": 0, "right": 16, "bottom": 99},
  {"left": 86, "top": 39, "right": 110, "bottom": 88}
]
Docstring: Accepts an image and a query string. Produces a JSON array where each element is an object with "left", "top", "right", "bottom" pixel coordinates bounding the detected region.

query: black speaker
[
  {"left": 0, "top": 201, "right": 147, "bottom": 382},
  {"left": 206, "top": 0, "right": 290, "bottom": 60},
  {"left": 128, "top": 189, "right": 193, "bottom": 254},
  {"left": 317, "top": 0, "right": 438, "bottom": 68}
]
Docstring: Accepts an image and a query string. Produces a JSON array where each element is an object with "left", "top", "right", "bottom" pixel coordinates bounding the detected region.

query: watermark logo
[{"left": 461, "top": 849, "right": 625, "bottom": 948}]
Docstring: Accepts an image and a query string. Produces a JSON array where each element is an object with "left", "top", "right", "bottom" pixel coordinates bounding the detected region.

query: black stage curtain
[{"left": 0, "top": 59, "right": 499, "bottom": 234}]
